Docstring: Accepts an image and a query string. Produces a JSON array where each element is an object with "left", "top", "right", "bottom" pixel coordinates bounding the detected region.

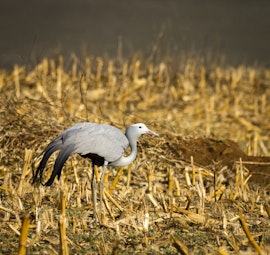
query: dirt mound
[{"left": 162, "top": 134, "right": 270, "bottom": 185}]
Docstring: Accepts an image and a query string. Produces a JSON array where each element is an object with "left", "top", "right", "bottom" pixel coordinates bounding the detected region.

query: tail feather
[
  {"left": 33, "top": 138, "right": 62, "bottom": 184},
  {"left": 44, "top": 144, "right": 75, "bottom": 186}
]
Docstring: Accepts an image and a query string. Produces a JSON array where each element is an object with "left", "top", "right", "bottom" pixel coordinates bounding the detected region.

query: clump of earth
[{"left": 161, "top": 135, "right": 270, "bottom": 186}]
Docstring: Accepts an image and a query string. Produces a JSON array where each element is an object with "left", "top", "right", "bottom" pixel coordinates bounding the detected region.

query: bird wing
[{"left": 62, "top": 123, "right": 129, "bottom": 163}]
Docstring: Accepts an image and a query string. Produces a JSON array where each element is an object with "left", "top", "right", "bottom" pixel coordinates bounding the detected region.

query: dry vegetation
[{"left": 0, "top": 54, "right": 270, "bottom": 254}]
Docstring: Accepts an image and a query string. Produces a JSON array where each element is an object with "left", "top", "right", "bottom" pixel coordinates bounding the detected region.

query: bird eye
[{"left": 139, "top": 126, "right": 142, "bottom": 128}]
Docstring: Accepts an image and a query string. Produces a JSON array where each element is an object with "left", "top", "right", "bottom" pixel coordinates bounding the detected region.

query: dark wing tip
[
  {"left": 43, "top": 144, "right": 75, "bottom": 186},
  {"left": 32, "top": 138, "right": 63, "bottom": 186}
]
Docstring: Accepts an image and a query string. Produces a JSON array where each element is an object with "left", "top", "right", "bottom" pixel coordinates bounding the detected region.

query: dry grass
[{"left": 0, "top": 55, "right": 270, "bottom": 254}]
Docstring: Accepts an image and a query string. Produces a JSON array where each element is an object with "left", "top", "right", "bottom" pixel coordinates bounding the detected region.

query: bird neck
[{"left": 110, "top": 139, "right": 138, "bottom": 167}]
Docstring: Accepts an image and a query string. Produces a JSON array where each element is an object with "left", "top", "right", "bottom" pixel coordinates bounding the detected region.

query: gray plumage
[{"left": 33, "top": 122, "right": 158, "bottom": 186}]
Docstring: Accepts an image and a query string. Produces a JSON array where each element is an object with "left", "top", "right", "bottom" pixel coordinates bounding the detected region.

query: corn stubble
[{"left": 0, "top": 54, "right": 270, "bottom": 254}]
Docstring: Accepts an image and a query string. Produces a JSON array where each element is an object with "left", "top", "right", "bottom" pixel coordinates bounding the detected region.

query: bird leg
[
  {"left": 91, "top": 165, "right": 98, "bottom": 221},
  {"left": 99, "top": 161, "right": 108, "bottom": 219}
]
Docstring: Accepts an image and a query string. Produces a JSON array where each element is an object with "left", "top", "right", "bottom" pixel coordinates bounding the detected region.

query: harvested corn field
[{"left": 1, "top": 55, "right": 270, "bottom": 254}]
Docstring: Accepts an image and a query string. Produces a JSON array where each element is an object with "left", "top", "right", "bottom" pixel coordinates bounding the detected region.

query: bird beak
[{"left": 146, "top": 129, "right": 159, "bottom": 136}]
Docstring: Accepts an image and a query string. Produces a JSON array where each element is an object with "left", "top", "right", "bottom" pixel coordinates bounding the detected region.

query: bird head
[{"left": 126, "top": 123, "right": 159, "bottom": 140}]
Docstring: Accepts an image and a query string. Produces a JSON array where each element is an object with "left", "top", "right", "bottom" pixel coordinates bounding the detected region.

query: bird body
[
  {"left": 61, "top": 122, "right": 129, "bottom": 163},
  {"left": 33, "top": 122, "right": 158, "bottom": 183}
]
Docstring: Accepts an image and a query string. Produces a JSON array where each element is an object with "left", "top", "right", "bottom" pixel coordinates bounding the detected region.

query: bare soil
[{"left": 162, "top": 135, "right": 270, "bottom": 185}]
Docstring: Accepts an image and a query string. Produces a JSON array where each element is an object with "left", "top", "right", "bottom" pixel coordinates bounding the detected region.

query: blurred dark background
[{"left": 1, "top": 0, "right": 270, "bottom": 68}]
